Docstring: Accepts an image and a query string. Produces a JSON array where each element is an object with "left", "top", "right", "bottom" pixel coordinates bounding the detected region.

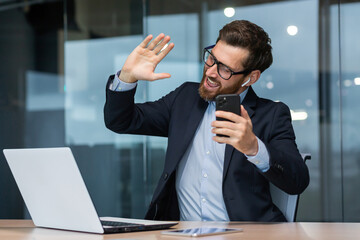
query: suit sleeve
[
  {"left": 103, "top": 75, "right": 185, "bottom": 137},
  {"left": 261, "top": 102, "right": 310, "bottom": 195}
]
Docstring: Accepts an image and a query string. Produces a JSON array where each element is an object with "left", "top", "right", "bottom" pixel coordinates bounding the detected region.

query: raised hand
[{"left": 119, "top": 33, "right": 175, "bottom": 83}]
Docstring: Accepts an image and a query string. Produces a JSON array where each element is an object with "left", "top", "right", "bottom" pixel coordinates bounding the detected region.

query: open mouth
[{"left": 206, "top": 77, "right": 220, "bottom": 88}]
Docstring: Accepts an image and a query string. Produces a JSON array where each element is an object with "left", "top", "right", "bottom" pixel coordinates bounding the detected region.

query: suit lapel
[
  {"left": 168, "top": 96, "right": 208, "bottom": 171},
  {"left": 184, "top": 98, "right": 208, "bottom": 146},
  {"left": 223, "top": 86, "right": 258, "bottom": 180}
]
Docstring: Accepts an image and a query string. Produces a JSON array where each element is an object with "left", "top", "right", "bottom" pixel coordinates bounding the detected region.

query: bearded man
[{"left": 104, "top": 20, "right": 309, "bottom": 222}]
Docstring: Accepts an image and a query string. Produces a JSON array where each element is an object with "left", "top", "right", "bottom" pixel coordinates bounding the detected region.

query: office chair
[{"left": 269, "top": 153, "right": 311, "bottom": 222}]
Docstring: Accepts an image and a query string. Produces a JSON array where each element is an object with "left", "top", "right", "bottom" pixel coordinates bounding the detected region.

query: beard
[{"left": 198, "top": 70, "right": 245, "bottom": 101}]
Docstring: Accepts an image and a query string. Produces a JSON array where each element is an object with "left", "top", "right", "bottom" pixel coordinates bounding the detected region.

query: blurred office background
[{"left": 0, "top": 0, "right": 359, "bottom": 221}]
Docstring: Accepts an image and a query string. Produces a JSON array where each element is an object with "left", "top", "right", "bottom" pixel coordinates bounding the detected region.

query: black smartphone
[{"left": 215, "top": 94, "right": 241, "bottom": 137}]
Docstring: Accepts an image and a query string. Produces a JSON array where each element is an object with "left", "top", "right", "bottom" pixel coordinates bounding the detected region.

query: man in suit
[{"left": 104, "top": 20, "right": 309, "bottom": 222}]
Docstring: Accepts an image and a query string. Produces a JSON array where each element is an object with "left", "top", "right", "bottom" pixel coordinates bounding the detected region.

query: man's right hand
[{"left": 119, "top": 33, "right": 175, "bottom": 83}]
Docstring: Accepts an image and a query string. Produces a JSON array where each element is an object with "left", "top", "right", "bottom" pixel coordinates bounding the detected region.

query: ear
[{"left": 247, "top": 70, "right": 261, "bottom": 86}]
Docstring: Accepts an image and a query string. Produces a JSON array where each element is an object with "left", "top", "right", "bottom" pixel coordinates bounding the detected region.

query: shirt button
[
  {"left": 206, "top": 151, "right": 210, "bottom": 155},
  {"left": 203, "top": 173, "right": 208, "bottom": 178},
  {"left": 255, "top": 161, "right": 260, "bottom": 164},
  {"left": 202, "top": 198, "right": 206, "bottom": 203}
]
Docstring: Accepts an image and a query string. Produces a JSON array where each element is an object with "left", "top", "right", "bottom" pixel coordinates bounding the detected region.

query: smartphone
[
  {"left": 215, "top": 94, "right": 241, "bottom": 137},
  {"left": 161, "top": 227, "right": 243, "bottom": 237}
]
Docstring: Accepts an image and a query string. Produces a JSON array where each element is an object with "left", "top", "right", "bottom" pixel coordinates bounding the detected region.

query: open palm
[{"left": 119, "top": 34, "right": 175, "bottom": 83}]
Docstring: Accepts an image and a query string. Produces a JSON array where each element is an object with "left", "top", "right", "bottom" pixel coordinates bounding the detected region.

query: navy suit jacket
[{"left": 104, "top": 75, "right": 309, "bottom": 222}]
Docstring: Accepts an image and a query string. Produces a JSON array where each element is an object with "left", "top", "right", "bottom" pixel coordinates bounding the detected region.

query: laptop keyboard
[{"left": 101, "top": 220, "right": 143, "bottom": 227}]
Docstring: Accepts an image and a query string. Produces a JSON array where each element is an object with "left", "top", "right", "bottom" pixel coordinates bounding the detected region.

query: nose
[{"left": 206, "top": 64, "right": 218, "bottom": 77}]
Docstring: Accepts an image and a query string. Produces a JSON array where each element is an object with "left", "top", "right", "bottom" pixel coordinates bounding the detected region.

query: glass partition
[
  {"left": 64, "top": 0, "right": 146, "bottom": 218},
  {"left": 340, "top": 1, "right": 360, "bottom": 221}
]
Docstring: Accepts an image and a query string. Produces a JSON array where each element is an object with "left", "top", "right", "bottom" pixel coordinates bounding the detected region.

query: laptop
[{"left": 3, "top": 147, "right": 177, "bottom": 234}]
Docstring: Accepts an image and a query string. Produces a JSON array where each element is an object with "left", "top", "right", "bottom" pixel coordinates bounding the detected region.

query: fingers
[
  {"left": 211, "top": 118, "right": 240, "bottom": 140},
  {"left": 152, "top": 72, "right": 172, "bottom": 80},
  {"left": 139, "top": 34, "right": 153, "bottom": 48},
  {"left": 153, "top": 35, "right": 171, "bottom": 53},
  {"left": 211, "top": 106, "right": 251, "bottom": 138},
  {"left": 139, "top": 33, "right": 174, "bottom": 59},
  {"left": 212, "top": 128, "right": 237, "bottom": 138},
  {"left": 212, "top": 106, "right": 256, "bottom": 154},
  {"left": 213, "top": 135, "right": 233, "bottom": 145},
  {"left": 215, "top": 110, "right": 242, "bottom": 123},
  {"left": 157, "top": 42, "right": 174, "bottom": 61},
  {"left": 212, "top": 119, "right": 238, "bottom": 131},
  {"left": 139, "top": 33, "right": 170, "bottom": 50},
  {"left": 147, "top": 33, "right": 166, "bottom": 50}
]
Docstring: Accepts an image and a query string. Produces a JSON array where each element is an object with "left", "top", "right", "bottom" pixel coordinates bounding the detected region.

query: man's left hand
[{"left": 212, "top": 105, "right": 258, "bottom": 156}]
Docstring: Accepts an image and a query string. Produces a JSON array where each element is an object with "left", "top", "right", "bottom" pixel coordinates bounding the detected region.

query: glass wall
[
  {"left": 340, "top": 1, "right": 360, "bottom": 221},
  {"left": 0, "top": 0, "right": 359, "bottom": 222},
  {"left": 0, "top": 0, "right": 65, "bottom": 218},
  {"left": 64, "top": 0, "right": 147, "bottom": 218}
]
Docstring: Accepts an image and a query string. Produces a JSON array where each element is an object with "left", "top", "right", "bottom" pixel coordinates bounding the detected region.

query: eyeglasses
[{"left": 203, "top": 45, "right": 251, "bottom": 80}]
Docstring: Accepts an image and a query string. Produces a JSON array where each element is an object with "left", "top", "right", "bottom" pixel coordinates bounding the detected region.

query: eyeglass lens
[{"left": 203, "top": 50, "right": 232, "bottom": 80}]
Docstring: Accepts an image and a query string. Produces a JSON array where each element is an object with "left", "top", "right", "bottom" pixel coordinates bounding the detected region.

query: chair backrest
[{"left": 269, "top": 153, "right": 311, "bottom": 222}]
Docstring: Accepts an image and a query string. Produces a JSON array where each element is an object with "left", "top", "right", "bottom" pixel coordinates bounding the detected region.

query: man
[{"left": 104, "top": 20, "right": 309, "bottom": 222}]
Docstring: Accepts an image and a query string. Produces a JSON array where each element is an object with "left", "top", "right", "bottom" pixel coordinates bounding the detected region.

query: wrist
[
  {"left": 119, "top": 70, "right": 137, "bottom": 84},
  {"left": 246, "top": 136, "right": 259, "bottom": 156}
]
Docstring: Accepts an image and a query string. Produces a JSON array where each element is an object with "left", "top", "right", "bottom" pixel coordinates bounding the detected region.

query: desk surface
[{"left": 0, "top": 220, "right": 359, "bottom": 240}]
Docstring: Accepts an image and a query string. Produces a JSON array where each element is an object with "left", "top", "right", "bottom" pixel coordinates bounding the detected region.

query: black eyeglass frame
[{"left": 203, "top": 44, "right": 252, "bottom": 80}]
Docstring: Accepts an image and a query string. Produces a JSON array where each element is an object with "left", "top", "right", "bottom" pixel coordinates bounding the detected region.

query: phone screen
[{"left": 161, "top": 227, "right": 243, "bottom": 237}]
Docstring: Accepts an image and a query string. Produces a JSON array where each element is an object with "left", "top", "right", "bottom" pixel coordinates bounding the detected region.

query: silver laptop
[{"left": 3, "top": 147, "right": 177, "bottom": 234}]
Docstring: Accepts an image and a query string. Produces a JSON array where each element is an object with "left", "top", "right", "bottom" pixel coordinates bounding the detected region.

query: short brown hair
[{"left": 216, "top": 20, "right": 273, "bottom": 73}]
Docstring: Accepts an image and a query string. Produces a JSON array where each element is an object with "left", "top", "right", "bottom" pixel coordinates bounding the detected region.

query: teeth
[
  {"left": 208, "top": 78, "right": 216, "bottom": 84},
  {"left": 207, "top": 78, "right": 218, "bottom": 86}
]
